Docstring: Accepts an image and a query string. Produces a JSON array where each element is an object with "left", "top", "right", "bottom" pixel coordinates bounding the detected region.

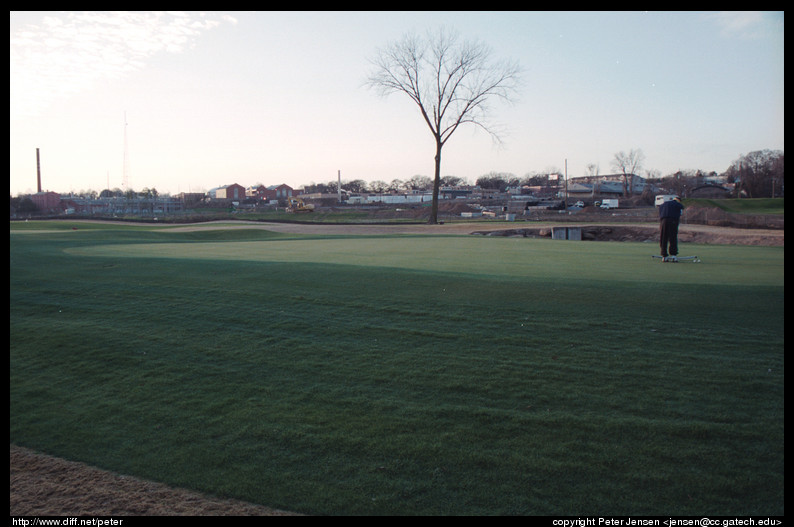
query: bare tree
[
  {"left": 369, "top": 180, "right": 389, "bottom": 193},
  {"left": 644, "top": 168, "right": 662, "bottom": 181},
  {"left": 585, "top": 163, "right": 600, "bottom": 178},
  {"left": 342, "top": 179, "right": 368, "bottom": 194},
  {"left": 585, "top": 163, "right": 600, "bottom": 197},
  {"left": 725, "top": 149, "right": 784, "bottom": 198},
  {"left": 441, "top": 175, "right": 467, "bottom": 187},
  {"left": 407, "top": 174, "right": 434, "bottom": 191},
  {"left": 367, "top": 29, "right": 520, "bottom": 223},
  {"left": 389, "top": 179, "right": 405, "bottom": 192},
  {"left": 611, "top": 149, "right": 645, "bottom": 197}
]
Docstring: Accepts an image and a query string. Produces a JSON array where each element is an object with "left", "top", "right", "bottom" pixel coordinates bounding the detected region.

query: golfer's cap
[{"left": 673, "top": 196, "right": 681, "bottom": 202}]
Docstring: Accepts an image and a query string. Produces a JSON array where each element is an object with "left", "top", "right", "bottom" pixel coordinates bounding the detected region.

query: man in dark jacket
[{"left": 659, "top": 196, "right": 684, "bottom": 261}]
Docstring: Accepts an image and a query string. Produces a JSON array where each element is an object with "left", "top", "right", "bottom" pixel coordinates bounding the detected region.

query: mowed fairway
[{"left": 10, "top": 222, "right": 784, "bottom": 515}]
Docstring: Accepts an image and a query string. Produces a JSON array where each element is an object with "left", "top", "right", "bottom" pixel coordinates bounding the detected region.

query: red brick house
[
  {"left": 209, "top": 184, "right": 245, "bottom": 202},
  {"left": 30, "top": 191, "right": 61, "bottom": 213},
  {"left": 246, "top": 185, "right": 267, "bottom": 200},
  {"left": 263, "top": 184, "right": 293, "bottom": 200}
]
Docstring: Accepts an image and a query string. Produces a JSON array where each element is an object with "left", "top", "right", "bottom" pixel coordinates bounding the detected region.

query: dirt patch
[
  {"left": 53, "top": 213, "right": 783, "bottom": 246},
  {"left": 471, "top": 223, "right": 783, "bottom": 246},
  {"left": 10, "top": 445, "right": 301, "bottom": 516},
  {"left": 158, "top": 220, "right": 782, "bottom": 246}
]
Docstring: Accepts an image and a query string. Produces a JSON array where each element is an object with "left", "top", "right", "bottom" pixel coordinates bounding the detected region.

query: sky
[{"left": 10, "top": 11, "right": 784, "bottom": 196}]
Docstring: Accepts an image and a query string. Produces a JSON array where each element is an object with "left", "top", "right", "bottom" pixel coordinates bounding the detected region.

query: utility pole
[
  {"left": 36, "top": 148, "right": 42, "bottom": 193},
  {"left": 122, "top": 112, "right": 130, "bottom": 191},
  {"left": 564, "top": 158, "right": 568, "bottom": 209},
  {"left": 338, "top": 170, "right": 342, "bottom": 204}
]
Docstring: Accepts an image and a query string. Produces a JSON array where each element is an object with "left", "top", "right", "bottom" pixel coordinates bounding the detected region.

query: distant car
[{"left": 574, "top": 201, "right": 585, "bottom": 208}]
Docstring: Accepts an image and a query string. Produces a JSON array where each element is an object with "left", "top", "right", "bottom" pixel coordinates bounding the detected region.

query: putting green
[{"left": 65, "top": 235, "right": 783, "bottom": 287}]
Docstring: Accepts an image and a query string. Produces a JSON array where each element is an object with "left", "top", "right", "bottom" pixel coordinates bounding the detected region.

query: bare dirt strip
[
  {"left": 22, "top": 218, "right": 784, "bottom": 246},
  {"left": 161, "top": 220, "right": 783, "bottom": 246},
  {"left": 10, "top": 445, "right": 301, "bottom": 516}
]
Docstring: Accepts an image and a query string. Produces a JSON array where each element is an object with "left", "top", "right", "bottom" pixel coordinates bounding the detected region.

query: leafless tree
[
  {"left": 725, "top": 149, "right": 784, "bottom": 198},
  {"left": 611, "top": 149, "right": 645, "bottom": 197},
  {"left": 644, "top": 168, "right": 662, "bottom": 181},
  {"left": 585, "top": 163, "right": 601, "bottom": 197},
  {"left": 368, "top": 180, "right": 389, "bottom": 193},
  {"left": 389, "top": 179, "right": 405, "bottom": 192},
  {"left": 367, "top": 29, "right": 521, "bottom": 223},
  {"left": 407, "top": 174, "right": 434, "bottom": 191}
]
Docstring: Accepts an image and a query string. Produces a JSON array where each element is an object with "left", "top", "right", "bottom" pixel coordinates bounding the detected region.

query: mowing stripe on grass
[
  {"left": 11, "top": 227, "right": 783, "bottom": 515},
  {"left": 66, "top": 235, "right": 783, "bottom": 286}
]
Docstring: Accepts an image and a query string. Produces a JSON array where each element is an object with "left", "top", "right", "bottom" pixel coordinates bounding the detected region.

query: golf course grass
[{"left": 10, "top": 221, "right": 784, "bottom": 515}]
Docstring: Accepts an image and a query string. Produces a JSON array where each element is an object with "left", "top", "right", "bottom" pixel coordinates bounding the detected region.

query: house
[
  {"left": 246, "top": 185, "right": 268, "bottom": 201},
  {"left": 176, "top": 192, "right": 205, "bottom": 205},
  {"left": 208, "top": 184, "right": 245, "bottom": 202},
  {"left": 30, "top": 191, "right": 61, "bottom": 213},
  {"left": 440, "top": 187, "right": 473, "bottom": 199},
  {"left": 564, "top": 183, "right": 595, "bottom": 198},
  {"left": 566, "top": 174, "right": 661, "bottom": 197},
  {"left": 242, "top": 184, "right": 295, "bottom": 203},
  {"left": 264, "top": 184, "right": 294, "bottom": 200}
]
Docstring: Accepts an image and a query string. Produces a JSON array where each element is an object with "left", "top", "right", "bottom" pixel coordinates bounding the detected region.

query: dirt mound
[
  {"left": 682, "top": 204, "right": 784, "bottom": 229},
  {"left": 379, "top": 200, "right": 480, "bottom": 220},
  {"left": 471, "top": 224, "right": 783, "bottom": 246},
  {"left": 438, "top": 201, "right": 480, "bottom": 214},
  {"left": 10, "top": 445, "right": 301, "bottom": 516}
]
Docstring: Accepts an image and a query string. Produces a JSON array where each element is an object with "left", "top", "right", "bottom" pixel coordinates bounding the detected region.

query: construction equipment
[
  {"left": 652, "top": 255, "right": 701, "bottom": 263},
  {"left": 286, "top": 196, "right": 314, "bottom": 213}
]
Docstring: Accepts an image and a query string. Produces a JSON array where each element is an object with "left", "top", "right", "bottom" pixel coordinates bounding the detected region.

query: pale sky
[{"left": 10, "top": 11, "right": 784, "bottom": 196}]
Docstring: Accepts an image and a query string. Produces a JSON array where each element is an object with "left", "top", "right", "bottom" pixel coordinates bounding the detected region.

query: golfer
[{"left": 659, "top": 196, "right": 684, "bottom": 261}]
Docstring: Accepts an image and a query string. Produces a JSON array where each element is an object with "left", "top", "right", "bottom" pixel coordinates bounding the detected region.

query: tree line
[
  {"left": 363, "top": 28, "right": 782, "bottom": 222},
  {"left": 474, "top": 149, "right": 783, "bottom": 198},
  {"left": 11, "top": 147, "right": 782, "bottom": 210},
  {"left": 303, "top": 175, "right": 468, "bottom": 195},
  {"left": 305, "top": 148, "right": 783, "bottom": 198}
]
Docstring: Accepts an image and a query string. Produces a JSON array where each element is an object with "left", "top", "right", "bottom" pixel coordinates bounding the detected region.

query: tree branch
[{"left": 365, "top": 28, "right": 521, "bottom": 223}]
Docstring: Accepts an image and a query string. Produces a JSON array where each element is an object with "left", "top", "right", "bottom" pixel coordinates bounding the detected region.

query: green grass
[
  {"left": 10, "top": 222, "right": 784, "bottom": 515},
  {"left": 684, "top": 198, "right": 784, "bottom": 215},
  {"left": 180, "top": 208, "right": 396, "bottom": 223}
]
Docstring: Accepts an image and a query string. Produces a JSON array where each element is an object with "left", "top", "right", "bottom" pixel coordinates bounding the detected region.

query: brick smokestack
[{"left": 36, "top": 148, "right": 42, "bottom": 193}]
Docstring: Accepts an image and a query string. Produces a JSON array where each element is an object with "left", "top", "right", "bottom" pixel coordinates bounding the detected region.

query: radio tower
[{"left": 122, "top": 112, "right": 130, "bottom": 191}]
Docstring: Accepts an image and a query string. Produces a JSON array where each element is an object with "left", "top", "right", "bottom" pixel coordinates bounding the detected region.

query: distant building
[
  {"left": 208, "top": 184, "right": 245, "bottom": 201},
  {"left": 242, "top": 184, "right": 295, "bottom": 202},
  {"left": 176, "top": 192, "right": 205, "bottom": 204},
  {"left": 566, "top": 174, "right": 661, "bottom": 197},
  {"left": 440, "top": 187, "right": 473, "bottom": 199},
  {"left": 246, "top": 185, "right": 268, "bottom": 200},
  {"left": 30, "top": 191, "right": 61, "bottom": 213},
  {"left": 264, "top": 184, "right": 293, "bottom": 200}
]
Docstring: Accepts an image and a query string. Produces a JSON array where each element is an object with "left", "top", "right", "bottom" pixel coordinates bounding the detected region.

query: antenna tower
[
  {"left": 36, "top": 148, "right": 42, "bottom": 193},
  {"left": 122, "top": 112, "right": 130, "bottom": 190}
]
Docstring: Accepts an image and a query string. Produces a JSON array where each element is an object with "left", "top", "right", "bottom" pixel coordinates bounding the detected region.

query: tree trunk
[{"left": 430, "top": 140, "right": 442, "bottom": 224}]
